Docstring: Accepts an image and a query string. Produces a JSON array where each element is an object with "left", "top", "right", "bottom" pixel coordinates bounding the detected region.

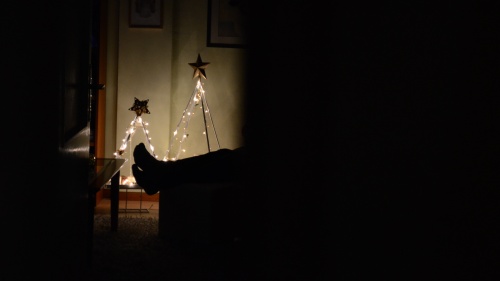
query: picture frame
[
  {"left": 129, "top": 0, "right": 163, "bottom": 28},
  {"left": 207, "top": 0, "right": 246, "bottom": 48}
]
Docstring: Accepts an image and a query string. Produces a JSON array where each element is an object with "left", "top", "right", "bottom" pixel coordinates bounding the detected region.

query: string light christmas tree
[
  {"left": 163, "top": 54, "right": 220, "bottom": 161},
  {"left": 115, "top": 97, "right": 157, "bottom": 184}
]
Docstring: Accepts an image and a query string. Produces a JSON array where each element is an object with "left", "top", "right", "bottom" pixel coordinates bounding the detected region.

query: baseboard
[{"left": 101, "top": 188, "right": 160, "bottom": 202}]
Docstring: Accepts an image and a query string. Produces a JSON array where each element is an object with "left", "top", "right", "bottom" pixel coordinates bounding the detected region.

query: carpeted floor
[{"left": 88, "top": 214, "right": 250, "bottom": 281}]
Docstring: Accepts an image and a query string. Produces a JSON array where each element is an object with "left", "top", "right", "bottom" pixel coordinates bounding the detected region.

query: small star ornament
[
  {"left": 129, "top": 97, "right": 150, "bottom": 116},
  {"left": 188, "top": 54, "right": 210, "bottom": 79}
]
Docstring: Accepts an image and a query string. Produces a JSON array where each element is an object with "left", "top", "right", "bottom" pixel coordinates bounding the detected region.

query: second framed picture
[{"left": 207, "top": 0, "right": 246, "bottom": 48}]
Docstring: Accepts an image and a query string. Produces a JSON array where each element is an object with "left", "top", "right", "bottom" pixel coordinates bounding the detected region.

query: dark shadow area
[{"left": 240, "top": 2, "right": 499, "bottom": 280}]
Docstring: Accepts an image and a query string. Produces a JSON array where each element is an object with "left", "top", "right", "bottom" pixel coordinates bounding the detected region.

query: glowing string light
[
  {"left": 114, "top": 97, "right": 157, "bottom": 184},
  {"left": 163, "top": 54, "right": 220, "bottom": 161}
]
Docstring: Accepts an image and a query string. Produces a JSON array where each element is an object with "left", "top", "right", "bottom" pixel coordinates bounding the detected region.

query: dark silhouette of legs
[{"left": 132, "top": 143, "right": 245, "bottom": 195}]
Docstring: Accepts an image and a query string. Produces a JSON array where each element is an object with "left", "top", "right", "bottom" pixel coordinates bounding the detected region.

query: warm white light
[
  {"left": 116, "top": 111, "right": 156, "bottom": 159},
  {"left": 164, "top": 76, "right": 220, "bottom": 160},
  {"left": 120, "top": 175, "right": 136, "bottom": 186}
]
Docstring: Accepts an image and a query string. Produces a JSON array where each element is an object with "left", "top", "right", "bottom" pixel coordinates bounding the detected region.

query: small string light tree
[
  {"left": 163, "top": 54, "right": 220, "bottom": 161},
  {"left": 115, "top": 97, "right": 157, "bottom": 184}
]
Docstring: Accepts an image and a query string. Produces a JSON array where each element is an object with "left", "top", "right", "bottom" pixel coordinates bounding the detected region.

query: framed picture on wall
[
  {"left": 207, "top": 0, "right": 246, "bottom": 48},
  {"left": 129, "top": 0, "right": 163, "bottom": 28}
]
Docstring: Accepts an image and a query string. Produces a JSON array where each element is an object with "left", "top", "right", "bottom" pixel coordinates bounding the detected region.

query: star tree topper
[
  {"left": 128, "top": 97, "right": 150, "bottom": 116},
  {"left": 188, "top": 53, "right": 210, "bottom": 79}
]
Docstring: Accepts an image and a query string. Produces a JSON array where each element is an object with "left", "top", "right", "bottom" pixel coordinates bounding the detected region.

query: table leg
[{"left": 110, "top": 170, "right": 119, "bottom": 231}]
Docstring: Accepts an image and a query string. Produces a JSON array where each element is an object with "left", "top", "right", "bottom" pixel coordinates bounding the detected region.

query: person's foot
[
  {"left": 133, "top": 143, "right": 158, "bottom": 171},
  {"left": 132, "top": 164, "right": 159, "bottom": 195}
]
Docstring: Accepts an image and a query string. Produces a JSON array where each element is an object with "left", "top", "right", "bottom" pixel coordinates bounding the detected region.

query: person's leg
[{"left": 132, "top": 143, "right": 245, "bottom": 195}]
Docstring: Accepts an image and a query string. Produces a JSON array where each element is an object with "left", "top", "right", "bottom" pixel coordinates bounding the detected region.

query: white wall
[{"left": 105, "top": 0, "right": 247, "bottom": 179}]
